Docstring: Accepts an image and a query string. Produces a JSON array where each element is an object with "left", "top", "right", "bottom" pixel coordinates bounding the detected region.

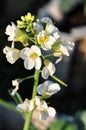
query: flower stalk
[{"left": 23, "top": 69, "right": 40, "bottom": 130}]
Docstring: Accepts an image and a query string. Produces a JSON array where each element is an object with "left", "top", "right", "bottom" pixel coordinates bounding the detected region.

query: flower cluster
[
  {"left": 3, "top": 13, "right": 74, "bottom": 120},
  {"left": 17, "top": 80, "right": 60, "bottom": 120}
]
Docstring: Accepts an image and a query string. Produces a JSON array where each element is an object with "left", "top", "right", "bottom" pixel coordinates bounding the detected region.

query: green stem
[
  {"left": 23, "top": 69, "right": 40, "bottom": 130},
  {"left": 51, "top": 75, "right": 68, "bottom": 87},
  {"left": 45, "top": 53, "right": 53, "bottom": 58},
  {"left": 32, "top": 69, "right": 40, "bottom": 98},
  {"left": 22, "top": 75, "right": 34, "bottom": 82}
]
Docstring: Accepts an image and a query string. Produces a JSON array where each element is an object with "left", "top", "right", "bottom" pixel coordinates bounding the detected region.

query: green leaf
[
  {"left": 52, "top": 41, "right": 62, "bottom": 51},
  {"left": 74, "top": 111, "right": 86, "bottom": 130},
  {"left": 47, "top": 119, "right": 78, "bottom": 130},
  {"left": 29, "top": 124, "right": 37, "bottom": 130},
  {"left": 47, "top": 119, "right": 68, "bottom": 130},
  {"left": 65, "top": 122, "right": 78, "bottom": 130}
]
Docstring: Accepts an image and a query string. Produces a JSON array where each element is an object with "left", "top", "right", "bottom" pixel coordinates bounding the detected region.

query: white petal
[
  {"left": 16, "top": 103, "right": 27, "bottom": 112},
  {"left": 43, "top": 80, "right": 53, "bottom": 87},
  {"left": 53, "top": 32, "right": 61, "bottom": 40},
  {"left": 37, "top": 80, "right": 53, "bottom": 95},
  {"left": 47, "top": 62, "right": 56, "bottom": 75},
  {"left": 46, "top": 24, "right": 58, "bottom": 34},
  {"left": 16, "top": 99, "right": 34, "bottom": 112},
  {"left": 20, "top": 47, "right": 31, "bottom": 59},
  {"left": 24, "top": 58, "right": 34, "bottom": 70},
  {"left": 37, "top": 83, "right": 45, "bottom": 95},
  {"left": 31, "top": 45, "right": 41, "bottom": 56},
  {"left": 6, "top": 49, "right": 19, "bottom": 64},
  {"left": 35, "top": 57, "right": 42, "bottom": 70},
  {"left": 62, "top": 40, "right": 75, "bottom": 51},
  {"left": 3, "top": 46, "right": 10, "bottom": 54},
  {"left": 47, "top": 107, "right": 56, "bottom": 118},
  {"left": 11, "top": 79, "right": 19, "bottom": 96},
  {"left": 48, "top": 83, "right": 61, "bottom": 95},
  {"left": 28, "top": 100, "right": 34, "bottom": 111},
  {"left": 5, "top": 22, "right": 18, "bottom": 41},
  {"left": 41, "top": 67, "right": 50, "bottom": 79},
  {"left": 37, "top": 30, "right": 45, "bottom": 41},
  {"left": 41, "top": 36, "right": 55, "bottom": 50},
  {"left": 60, "top": 45, "right": 69, "bottom": 56},
  {"left": 38, "top": 80, "right": 60, "bottom": 96},
  {"left": 41, "top": 17, "right": 53, "bottom": 24},
  {"left": 55, "top": 56, "right": 62, "bottom": 64},
  {"left": 35, "top": 96, "right": 41, "bottom": 106}
]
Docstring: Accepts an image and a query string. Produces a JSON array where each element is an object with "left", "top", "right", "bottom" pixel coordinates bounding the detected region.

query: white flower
[
  {"left": 33, "top": 20, "right": 43, "bottom": 32},
  {"left": 35, "top": 96, "right": 56, "bottom": 120},
  {"left": 37, "top": 80, "right": 61, "bottom": 97},
  {"left": 42, "top": 60, "right": 56, "bottom": 79},
  {"left": 20, "top": 45, "right": 42, "bottom": 70},
  {"left": 54, "top": 40, "right": 75, "bottom": 63},
  {"left": 41, "top": 17, "right": 53, "bottom": 25},
  {"left": 3, "top": 44, "right": 20, "bottom": 64},
  {"left": 5, "top": 22, "right": 18, "bottom": 41},
  {"left": 11, "top": 79, "right": 20, "bottom": 96},
  {"left": 16, "top": 99, "right": 34, "bottom": 112},
  {"left": 37, "top": 30, "right": 56, "bottom": 50},
  {"left": 62, "top": 40, "right": 75, "bottom": 51},
  {"left": 46, "top": 24, "right": 60, "bottom": 40}
]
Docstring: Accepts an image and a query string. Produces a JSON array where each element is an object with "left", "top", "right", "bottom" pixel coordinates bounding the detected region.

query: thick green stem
[
  {"left": 32, "top": 69, "right": 40, "bottom": 98},
  {"left": 23, "top": 69, "right": 40, "bottom": 130}
]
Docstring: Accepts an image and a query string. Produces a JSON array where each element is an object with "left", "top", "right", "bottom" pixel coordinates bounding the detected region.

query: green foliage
[
  {"left": 52, "top": 41, "right": 62, "bottom": 51},
  {"left": 74, "top": 111, "right": 86, "bottom": 130},
  {"left": 29, "top": 124, "right": 37, "bottom": 130},
  {"left": 48, "top": 110, "right": 86, "bottom": 130},
  {"left": 47, "top": 119, "right": 78, "bottom": 130},
  {"left": 60, "top": 0, "right": 84, "bottom": 13}
]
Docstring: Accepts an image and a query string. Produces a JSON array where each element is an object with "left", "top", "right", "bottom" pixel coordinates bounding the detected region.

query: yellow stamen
[
  {"left": 31, "top": 53, "right": 38, "bottom": 60},
  {"left": 39, "top": 35, "right": 48, "bottom": 44}
]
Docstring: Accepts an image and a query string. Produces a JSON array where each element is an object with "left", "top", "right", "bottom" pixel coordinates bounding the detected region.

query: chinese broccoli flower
[
  {"left": 11, "top": 79, "right": 21, "bottom": 96},
  {"left": 17, "top": 98, "right": 34, "bottom": 112},
  {"left": 16, "top": 96, "right": 56, "bottom": 120},
  {"left": 20, "top": 45, "right": 42, "bottom": 70},
  {"left": 42, "top": 60, "right": 56, "bottom": 79},
  {"left": 35, "top": 96, "right": 56, "bottom": 120},
  {"left": 37, "top": 30, "right": 56, "bottom": 50},
  {"left": 5, "top": 22, "right": 18, "bottom": 41},
  {"left": 53, "top": 40, "right": 74, "bottom": 63},
  {"left": 3, "top": 43, "right": 20, "bottom": 64},
  {"left": 37, "top": 80, "right": 61, "bottom": 98}
]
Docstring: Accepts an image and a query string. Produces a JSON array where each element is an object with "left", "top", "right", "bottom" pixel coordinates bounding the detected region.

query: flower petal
[
  {"left": 20, "top": 47, "right": 31, "bottom": 60},
  {"left": 35, "top": 57, "right": 42, "bottom": 70},
  {"left": 47, "top": 83, "right": 61, "bottom": 95},
  {"left": 24, "top": 58, "right": 34, "bottom": 70},
  {"left": 47, "top": 62, "right": 56, "bottom": 75},
  {"left": 47, "top": 107, "right": 56, "bottom": 118},
  {"left": 31, "top": 45, "right": 41, "bottom": 56},
  {"left": 3, "top": 46, "right": 20, "bottom": 64},
  {"left": 60, "top": 45, "right": 69, "bottom": 56},
  {"left": 37, "top": 80, "right": 60, "bottom": 96},
  {"left": 41, "top": 66, "right": 50, "bottom": 79}
]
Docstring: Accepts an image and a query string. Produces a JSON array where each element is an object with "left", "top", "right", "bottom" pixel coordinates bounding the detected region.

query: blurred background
[{"left": 0, "top": 0, "right": 86, "bottom": 130}]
